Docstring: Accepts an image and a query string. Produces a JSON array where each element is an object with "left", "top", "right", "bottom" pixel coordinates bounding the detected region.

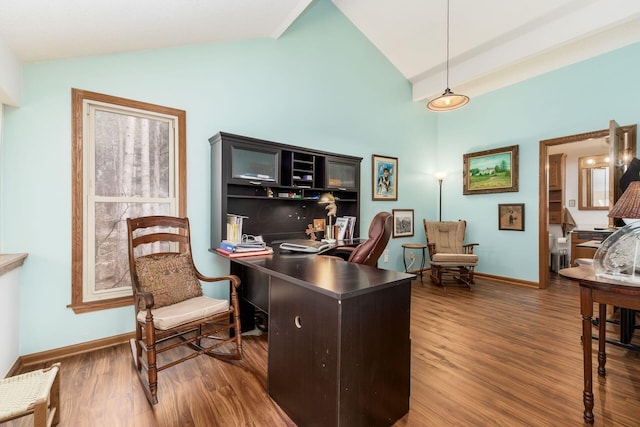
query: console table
[
  {"left": 228, "top": 250, "right": 414, "bottom": 427},
  {"left": 578, "top": 275, "right": 640, "bottom": 424}
]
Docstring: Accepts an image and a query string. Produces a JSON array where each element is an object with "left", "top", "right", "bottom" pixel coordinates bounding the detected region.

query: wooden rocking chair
[{"left": 127, "top": 216, "right": 242, "bottom": 404}]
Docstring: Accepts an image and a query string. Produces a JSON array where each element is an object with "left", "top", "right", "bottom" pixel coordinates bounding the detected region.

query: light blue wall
[
  {"left": 5, "top": 0, "right": 640, "bottom": 355},
  {"left": 437, "top": 42, "right": 640, "bottom": 281},
  {"left": 1, "top": 0, "right": 436, "bottom": 354}
]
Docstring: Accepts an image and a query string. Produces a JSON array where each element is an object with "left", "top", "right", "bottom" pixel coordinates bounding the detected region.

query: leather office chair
[
  {"left": 423, "top": 219, "right": 479, "bottom": 288},
  {"left": 346, "top": 211, "right": 393, "bottom": 266},
  {"left": 127, "top": 215, "right": 242, "bottom": 404}
]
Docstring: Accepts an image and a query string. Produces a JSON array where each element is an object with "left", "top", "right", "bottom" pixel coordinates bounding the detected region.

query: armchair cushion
[
  {"left": 136, "top": 295, "right": 229, "bottom": 330},
  {"left": 135, "top": 253, "right": 203, "bottom": 308},
  {"left": 426, "top": 221, "right": 465, "bottom": 253},
  {"left": 431, "top": 253, "right": 478, "bottom": 265}
]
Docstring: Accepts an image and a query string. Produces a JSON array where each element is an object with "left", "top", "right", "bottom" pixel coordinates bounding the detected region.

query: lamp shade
[
  {"left": 427, "top": 89, "right": 470, "bottom": 112},
  {"left": 318, "top": 193, "right": 335, "bottom": 204},
  {"left": 609, "top": 181, "right": 640, "bottom": 219}
]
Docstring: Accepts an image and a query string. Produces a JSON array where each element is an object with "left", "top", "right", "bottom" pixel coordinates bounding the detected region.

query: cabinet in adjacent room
[{"left": 548, "top": 153, "right": 566, "bottom": 224}]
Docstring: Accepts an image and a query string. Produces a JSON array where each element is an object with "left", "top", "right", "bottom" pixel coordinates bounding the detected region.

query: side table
[
  {"left": 402, "top": 243, "right": 427, "bottom": 285},
  {"left": 578, "top": 275, "right": 640, "bottom": 424}
]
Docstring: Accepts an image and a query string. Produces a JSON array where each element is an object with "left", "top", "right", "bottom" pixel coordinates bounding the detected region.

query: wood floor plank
[{"left": 6, "top": 274, "right": 640, "bottom": 426}]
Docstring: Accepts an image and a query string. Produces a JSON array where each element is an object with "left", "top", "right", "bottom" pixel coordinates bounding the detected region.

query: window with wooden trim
[{"left": 70, "top": 89, "right": 186, "bottom": 313}]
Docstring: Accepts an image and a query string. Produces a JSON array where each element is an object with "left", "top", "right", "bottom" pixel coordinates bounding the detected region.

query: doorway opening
[{"left": 538, "top": 121, "right": 637, "bottom": 288}]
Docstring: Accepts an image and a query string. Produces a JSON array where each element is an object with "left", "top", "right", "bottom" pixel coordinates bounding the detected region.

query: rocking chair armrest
[
  {"left": 463, "top": 243, "right": 479, "bottom": 254},
  {"left": 198, "top": 273, "right": 241, "bottom": 290},
  {"left": 135, "top": 291, "right": 155, "bottom": 310}
]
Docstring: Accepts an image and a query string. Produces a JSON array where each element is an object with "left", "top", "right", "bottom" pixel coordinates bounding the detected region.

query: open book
[{"left": 279, "top": 239, "right": 331, "bottom": 253}]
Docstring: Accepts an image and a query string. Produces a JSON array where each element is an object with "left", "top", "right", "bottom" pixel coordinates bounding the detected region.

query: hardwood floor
[{"left": 8, "top": 274, "right": 640, "bottom": 426}]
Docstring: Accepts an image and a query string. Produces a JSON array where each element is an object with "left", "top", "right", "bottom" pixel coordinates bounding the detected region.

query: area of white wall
[
  {"left": 1, "top": 0, "right": 436, "bottom": 355},
  {"left": 0, "top": 35, "right": 21, "bottom": 106},
  {"left": 0, "top": 267, "right": 21, "bottom": 376}
]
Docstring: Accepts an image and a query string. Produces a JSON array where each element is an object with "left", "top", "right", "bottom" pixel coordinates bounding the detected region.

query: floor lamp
[{"left": 434, "top": 172, "right": 447, "bottom": 221}]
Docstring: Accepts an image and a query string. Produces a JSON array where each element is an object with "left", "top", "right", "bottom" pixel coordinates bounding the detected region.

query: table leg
[
  {"left": 581, "top": 287, "right": 595, "bottom": 424},
  {"left": 402, "top": 247, "right": 408, "bottom": 273},
  {"left": 620, "top": 308, "right": 636, "bottom": 344},
  {"left": 598, "top": 303, "right": 607, "bottom": 377},
  {"left": 419, "top": 248, "right": 426, "bottom": 286}
]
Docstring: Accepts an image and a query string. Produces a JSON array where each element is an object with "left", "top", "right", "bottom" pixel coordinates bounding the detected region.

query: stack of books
[
  {"left": 334, "top": 216, "right": 357, "bottom": 240},
  {"left": 216, "top": 240, "right": 273, "bottom": 258}
]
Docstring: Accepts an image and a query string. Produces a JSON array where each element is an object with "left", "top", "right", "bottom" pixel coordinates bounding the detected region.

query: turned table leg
[{"left": 581, "top": 287, "right": 595, "bottom": 424}]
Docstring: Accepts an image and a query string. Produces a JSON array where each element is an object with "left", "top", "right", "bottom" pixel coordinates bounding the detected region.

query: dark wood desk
[
  {"left": 229, "top": 250, "right": 414, "bottom": 427},
  {"left": 579, "top": 276, "right": 640, "bottom": 424}
]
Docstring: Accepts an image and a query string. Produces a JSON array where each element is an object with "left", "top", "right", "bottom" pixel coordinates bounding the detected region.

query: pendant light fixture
[{"left": 427, "top": 0, "right": 469, "bottom": 112}]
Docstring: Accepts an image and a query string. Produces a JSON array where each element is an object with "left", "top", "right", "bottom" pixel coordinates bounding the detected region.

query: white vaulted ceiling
[{"left": 1, "top": 0, "right": 640, "bottom": 103}]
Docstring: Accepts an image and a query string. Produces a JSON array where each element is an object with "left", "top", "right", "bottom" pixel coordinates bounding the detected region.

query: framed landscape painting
[{"left": 463, "top": 145, "right": 519, "bottom": 195}]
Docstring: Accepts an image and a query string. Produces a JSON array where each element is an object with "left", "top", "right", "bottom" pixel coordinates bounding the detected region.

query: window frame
[{"left": 70, "top": 89, "right": 186, "bottom": 314}]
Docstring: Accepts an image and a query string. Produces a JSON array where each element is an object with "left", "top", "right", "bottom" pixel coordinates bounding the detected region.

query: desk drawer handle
[{"left": 294, "top": 316, "right": 302, "bottom": 329}]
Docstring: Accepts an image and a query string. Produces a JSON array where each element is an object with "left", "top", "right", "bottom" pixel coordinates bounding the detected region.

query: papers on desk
[{"left": 279, "top": 239, "right": 331, "bottom": 253}]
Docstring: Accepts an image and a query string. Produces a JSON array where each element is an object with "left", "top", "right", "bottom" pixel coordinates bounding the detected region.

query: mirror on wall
[{"left": 578, "top": 154, "right": 609, "bottom": 210}]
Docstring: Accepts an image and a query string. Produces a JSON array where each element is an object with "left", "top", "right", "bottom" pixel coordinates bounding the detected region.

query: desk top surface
[
  {"left": 230, "top": 250, "right": 415, "bottom": 300},
  {"left": 576, "top": 240, "right": 602, "bottom": 248},
  {"left": 578, "top": 274, "right": 640, "bottom": 290}
]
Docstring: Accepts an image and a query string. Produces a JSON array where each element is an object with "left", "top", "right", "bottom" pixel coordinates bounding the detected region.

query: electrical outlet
[{"left": 383, "top": 249, "right": 389, "bottom": 262}]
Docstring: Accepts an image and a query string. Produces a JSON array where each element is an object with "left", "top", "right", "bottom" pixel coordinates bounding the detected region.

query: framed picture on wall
[
  {"left": 372, "top": 154, "right": 398, "bottom": 201},
  {"left": 463, "top": 145, "right": 519, "bottom": 195},
  {"left": 392, "top": 209, "right": 414, "bottom": 237},
  {"left": 498, "top": 203, "right": 525, "bottom": 231}
]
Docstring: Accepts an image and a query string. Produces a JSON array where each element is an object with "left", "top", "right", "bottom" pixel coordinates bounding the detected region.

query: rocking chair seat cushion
[
  {"left": 431, "top": 253, "right": 478, "bottom": 266},
  {"left": 137, "top": 295, "right": 230, "bottom": 330},
  {"left": 135, "top": 253, "right": 203, "bottom": 308}
]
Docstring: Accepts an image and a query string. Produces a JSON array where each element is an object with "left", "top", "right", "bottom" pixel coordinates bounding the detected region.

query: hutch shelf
[{"left": 210, "top": 132, "right": 362, "bottom": 247}]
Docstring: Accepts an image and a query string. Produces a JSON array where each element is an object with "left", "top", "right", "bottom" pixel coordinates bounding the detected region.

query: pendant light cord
[{"left": 446, "top": 0, "right": 450, "bottom": 89}]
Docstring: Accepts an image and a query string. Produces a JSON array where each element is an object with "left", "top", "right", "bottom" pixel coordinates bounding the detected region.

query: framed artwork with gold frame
[{"left": 463, "top": 145, "right": 519, "bottom": 195}]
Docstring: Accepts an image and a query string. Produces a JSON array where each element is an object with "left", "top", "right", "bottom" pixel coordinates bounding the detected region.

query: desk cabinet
[
  {"left": 269, "top": 277, "right": 411, "bottom": 427},
  {"left": 229, "top": 255, "right": 413, "bottom": 427}
]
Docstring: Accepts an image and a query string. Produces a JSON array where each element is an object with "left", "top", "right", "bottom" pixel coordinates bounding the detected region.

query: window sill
[
  {"left": 67, "top": 296, "right": 132, "bottom": 314},
  {"left": 0, "top": 253, "right": 28, "bottom": 277}
]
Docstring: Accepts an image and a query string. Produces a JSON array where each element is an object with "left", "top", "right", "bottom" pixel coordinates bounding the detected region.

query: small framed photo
[
  {"left": 372, "top": 154, "right": 398, "bottom": 201},
  {"left": 463, "top": 145, "right": 519, "bottom": 195},
  {"left": 498, "top": 203, "right": 525, "bottom": 231},
  {"left": 313, "top": 218, "right": 326, "bottom": 232},
  {"left": 392, "top": 209, "right": 414, "bottom": 238}
]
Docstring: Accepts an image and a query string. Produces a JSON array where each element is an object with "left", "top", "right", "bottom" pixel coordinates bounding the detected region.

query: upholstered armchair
[{"left": 423, "top": 219, "right": 479, "bottom": 288}]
